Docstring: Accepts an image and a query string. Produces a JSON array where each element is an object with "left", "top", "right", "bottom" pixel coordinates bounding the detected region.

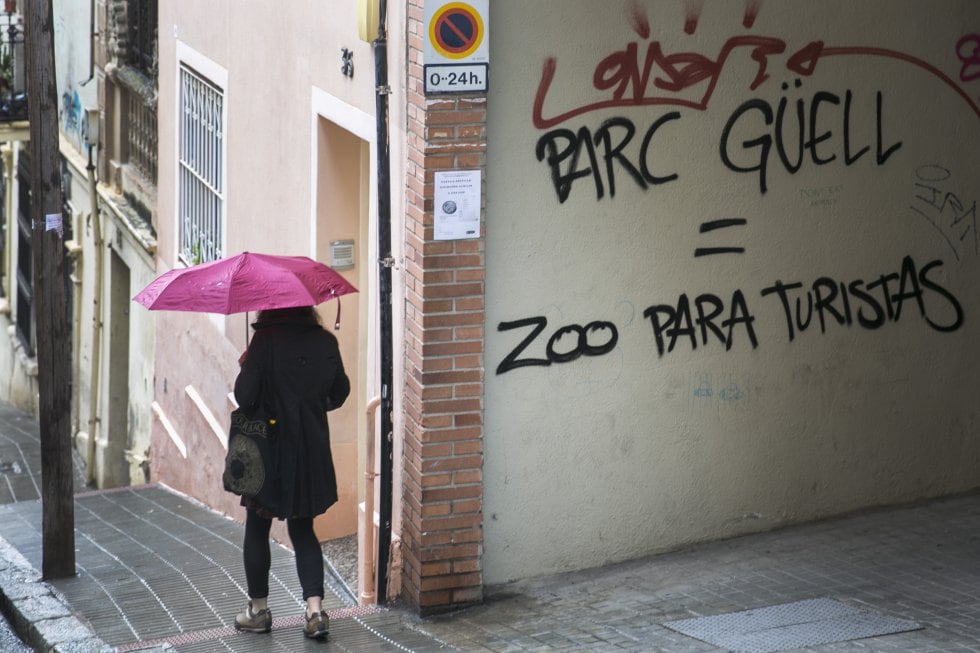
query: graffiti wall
[
  {"left": 53, "top": 0, "right": 96, "bottom": 151},
  {"left": 484, "top": 0, "right": 980, "bottom": 583}
]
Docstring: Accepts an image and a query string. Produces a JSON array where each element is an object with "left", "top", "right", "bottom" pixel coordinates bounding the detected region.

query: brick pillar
[{"left": 401, "top": 2, "right": 486, "bottom": 614}]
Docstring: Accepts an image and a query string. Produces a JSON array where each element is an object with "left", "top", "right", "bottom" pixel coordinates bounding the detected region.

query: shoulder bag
[{"left": 223, "top": 338, "right": 280, "bottom": 511}]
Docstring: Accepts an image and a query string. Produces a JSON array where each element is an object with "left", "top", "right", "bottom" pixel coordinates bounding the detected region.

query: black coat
[{"left": 234, "top": 317, "right": 350, "bottom": 519}]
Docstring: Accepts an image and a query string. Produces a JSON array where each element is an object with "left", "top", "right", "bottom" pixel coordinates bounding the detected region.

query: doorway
[
  {"left": 313, "top": 110, "right": 376, "bottom": 597},
  {"left": 105, "top": 249, "right": 131, "bottom": 487}
]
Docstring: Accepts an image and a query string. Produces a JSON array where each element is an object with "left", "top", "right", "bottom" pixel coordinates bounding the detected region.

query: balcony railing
[
  {"left": 0, "top": 4, "right": 25, "bottom": 123},
  {"left": 126, "top": 88, "right": 157, "bottom": 181}
]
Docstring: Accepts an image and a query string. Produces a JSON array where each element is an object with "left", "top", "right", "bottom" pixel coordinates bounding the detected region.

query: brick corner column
[{"left": 400, "top": 1, "right": 487, "bottom": 614}]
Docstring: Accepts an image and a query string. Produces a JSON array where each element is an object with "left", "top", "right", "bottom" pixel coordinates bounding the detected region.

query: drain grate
[{"left": 663, "top": 597, "right": 922, "bottom": 653}]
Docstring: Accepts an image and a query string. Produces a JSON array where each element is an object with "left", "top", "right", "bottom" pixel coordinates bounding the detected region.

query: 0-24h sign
[{"left": 423, "top": 0, "right": 489, "bottom": 94}]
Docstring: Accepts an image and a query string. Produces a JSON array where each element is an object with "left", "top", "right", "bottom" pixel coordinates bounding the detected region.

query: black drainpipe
[{"left": 373, "top": 0, "right": 394, "bottom": 604}]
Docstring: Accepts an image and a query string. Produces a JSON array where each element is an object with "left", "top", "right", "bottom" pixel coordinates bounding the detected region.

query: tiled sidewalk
[
  {"left": 0, "top": 402, "right": 87, "bottom": 503},
  {"left": 0, "top": 485, "right": 452, "bottom": 652},
  {"left": 1, "top": 398, "right": 979, "bottom": 651},
  {"left": 411, "top": 491, "right": 980, "bottom": 652}
]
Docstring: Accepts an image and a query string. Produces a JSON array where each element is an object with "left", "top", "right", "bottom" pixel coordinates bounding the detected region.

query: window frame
[
  {"left": 174, "top": 43, "right": 227, "bottom": 267},
  {"left": 127, "top": 0, "right": 158, "bottom": 78}
]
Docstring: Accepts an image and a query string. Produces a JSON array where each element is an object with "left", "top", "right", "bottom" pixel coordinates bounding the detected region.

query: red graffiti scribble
[
  {"left": 630, "top": 2, "right": 650, "bottom": 40},
  {"left": 818, "top": 45, "right": 980, "bottom": 115},
  {"left": 957, "top": 34, "right": 980, "bottom": 82},
  {"left": 684, "top": 0, "right": 702, "bottom": 35},
  {"left": 743, "top": 0, "right": 762, "bottom": 29},
  {"left": 532, "top": 35, "right": 980, "bottom": 130}
]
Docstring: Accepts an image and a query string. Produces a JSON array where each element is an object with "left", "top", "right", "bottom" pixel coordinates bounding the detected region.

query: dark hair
[{"left": 255, "top": 305, "right": 321, "bottom": 325}]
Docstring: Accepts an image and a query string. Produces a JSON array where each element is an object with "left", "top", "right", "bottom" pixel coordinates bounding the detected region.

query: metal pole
[
  {"left": 85, "top": 146, "right": 102, "bottom": 485},
  {"left": 373, "top": 0, "right": 393, "bottom": 603}
]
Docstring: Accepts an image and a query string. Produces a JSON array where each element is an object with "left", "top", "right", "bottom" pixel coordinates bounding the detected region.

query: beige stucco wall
[
  {"left": 484, "top": 0, "right": 980, "bottom": 583},
  {"left": 91, "top": 184, "right": 158, "bottom": 486},
  {"left": 45, "top": 0, "right": 160, "bottom": 490},
  {"left": 0, "top": 126, "right": 156, "bottom": 492},
  {"left": 156, "top": 1, "right": 380, "bottom": 266}
]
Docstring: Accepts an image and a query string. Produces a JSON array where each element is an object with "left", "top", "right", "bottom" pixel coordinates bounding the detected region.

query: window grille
[
  {"left": 178, "top": 64, "right": 224, "bottom": 265},
  {"left": 15, "top": 152, "right": 33, "bottom": 354},
  {"left": 127, "top": 96, "right": 157, "bottom": 181},
  {"left": 128, "top": 0, "right": 157, "bottom": 78},
  {"left": 0, "top": 11, "right": 26, "bottom": 121}
]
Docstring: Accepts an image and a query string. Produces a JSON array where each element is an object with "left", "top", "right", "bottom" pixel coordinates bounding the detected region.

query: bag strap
[{"left": 258, "top": 330, "right": 276, "bottom": 416}]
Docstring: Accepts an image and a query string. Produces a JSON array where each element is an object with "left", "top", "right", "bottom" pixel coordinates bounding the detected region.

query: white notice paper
[
  {"left": 45, "top": 213, "right": 63, "bottom": 238},
  {"left": 434, "top": 170, "right": 481, "bottom": 240}
]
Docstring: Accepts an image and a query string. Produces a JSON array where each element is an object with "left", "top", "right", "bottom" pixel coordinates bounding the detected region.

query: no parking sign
[{"left": 423, "top": 0, "right": 489, "bottom": 94}]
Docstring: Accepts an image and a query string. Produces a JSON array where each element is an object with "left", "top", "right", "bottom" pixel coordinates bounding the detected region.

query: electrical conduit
[
  {"left": 359, "top": 396, "right": 381, "bottom": 604},
  {"left": 84, "top": 148, "right": 102, "bottom": 486}
]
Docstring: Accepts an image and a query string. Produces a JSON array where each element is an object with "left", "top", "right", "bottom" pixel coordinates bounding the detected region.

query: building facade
[
  {"left": 0, "top": 0, "right": 157, "bottom": 489},
  {"left": 150, "top": 0, "right": 409, "bottom": 596},
  {"left": 400, "top": 0, "right": 980, "bottom": 611},
  {"left": 478, "top": 0, "right": 980, "bottom": 590},
  {"left": 6, "top": 0, "right": 976, "bottom": 616}
]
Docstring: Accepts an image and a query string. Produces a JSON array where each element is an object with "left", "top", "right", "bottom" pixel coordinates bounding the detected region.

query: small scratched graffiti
[
  {"left": 692, "top": 376, "right": 747, "bottom": 402},
  {"left": 495, "top": 255, "right": 963, "bottom": 374},
  {"left": 910, "top": 164, "right": 977, "bottom": 262},
  {"left": 800, "top": 184, "right": 844, "bottom": 208}
]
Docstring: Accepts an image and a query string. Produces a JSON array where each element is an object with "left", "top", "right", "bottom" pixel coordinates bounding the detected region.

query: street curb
[{"left": 0, "top": 534, "right": 170, "bottom": 652}]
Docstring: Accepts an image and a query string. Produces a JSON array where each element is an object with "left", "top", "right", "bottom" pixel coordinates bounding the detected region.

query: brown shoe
[
  {"left": 304, "top": 610, "right": 329, "bottom": 639},
  {"left": 235, "top": 601, "right": 272, "bottom": 633}
]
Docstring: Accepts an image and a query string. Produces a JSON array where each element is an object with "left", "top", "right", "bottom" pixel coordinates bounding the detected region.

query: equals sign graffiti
[{"left": 694, "top": 218, "right": 747, "bottom": 256}]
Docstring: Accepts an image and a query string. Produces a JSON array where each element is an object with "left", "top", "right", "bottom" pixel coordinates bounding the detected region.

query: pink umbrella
[{"left": 133, "top": 252, "right": 357, "bottom": 317}]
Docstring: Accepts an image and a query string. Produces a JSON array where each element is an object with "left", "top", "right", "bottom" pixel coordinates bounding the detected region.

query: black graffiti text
[
  {"left": 642, "top": 290, "right": 759, "bottom": 357},
  {"left": 535, "top": 113, "right": 681, "bottom": 203},
  {"left": 720, "top": 85, "right": 903, "bottom": 194},
  {"left": 761, "top": 256, "right": 963, "bottom": 341},
  {"left": 496, "top": 317, "right": 619, "bottom": 375}
]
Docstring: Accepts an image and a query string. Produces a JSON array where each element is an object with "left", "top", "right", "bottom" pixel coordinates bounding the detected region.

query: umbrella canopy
[{"left": 133, "top": 252, "right": 357, "bottom": 314}]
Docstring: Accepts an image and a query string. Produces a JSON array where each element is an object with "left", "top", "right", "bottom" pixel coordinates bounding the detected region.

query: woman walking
[{"left": 231, "top": 305, "right": 350, "bottom": 640}]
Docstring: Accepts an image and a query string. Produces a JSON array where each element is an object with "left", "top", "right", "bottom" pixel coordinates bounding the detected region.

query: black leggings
[{"left": 243, "top": 509, "right": 324, "bottom": 601}]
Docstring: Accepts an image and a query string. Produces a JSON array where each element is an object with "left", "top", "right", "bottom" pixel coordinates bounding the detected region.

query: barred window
[
  {"left": 15, "top": 152, "right": 34, "bottom": 354},
  {"left": 128, "top": 0, "right": 157, "bottom": 78},
  {"left": 178, "top": 64, "right": 224, "bottom": 265},
  {"left": 128, "top": 95, "right": 157, "bottom": 181}
]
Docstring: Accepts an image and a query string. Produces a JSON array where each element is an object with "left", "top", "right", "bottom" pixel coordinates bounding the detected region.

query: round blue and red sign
[{"left": 430, "top": 2, "right": 484, "bottom": 60}]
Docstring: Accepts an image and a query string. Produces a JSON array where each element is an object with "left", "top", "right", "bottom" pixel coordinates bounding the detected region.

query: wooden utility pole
[{"left": 23, "top": 0, "right": 75, "bottom": 579}]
